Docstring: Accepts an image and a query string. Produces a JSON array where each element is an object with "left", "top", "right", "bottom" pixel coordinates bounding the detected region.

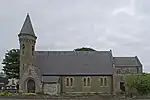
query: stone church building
[{"left": 18, "top": 14, "right": 143, "bottom": 95}]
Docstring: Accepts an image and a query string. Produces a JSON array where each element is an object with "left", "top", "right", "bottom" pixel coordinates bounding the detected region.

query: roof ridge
[
  {"left": 35, "top": 50, "right": 110, "bottom": 52},
  {"left": 113, "top": 56, "right": 135, "bottom": 58}
]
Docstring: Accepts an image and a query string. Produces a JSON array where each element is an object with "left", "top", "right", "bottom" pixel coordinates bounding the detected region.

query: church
[{"left": 18, "top": 14, "right": 143, "bottom": 95}]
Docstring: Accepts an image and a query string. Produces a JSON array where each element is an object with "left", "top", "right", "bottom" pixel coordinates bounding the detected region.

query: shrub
[
  {"left": 0, "top": 92, "right": 13, "bottom": 96},
  {"left": 125, "top": 73, "right": 150, "bottom": 95}
]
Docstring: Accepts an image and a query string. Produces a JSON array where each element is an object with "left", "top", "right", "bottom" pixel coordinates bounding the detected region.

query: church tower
[{"left": 18, "top": 14, "right": 37, "bottom": 77}]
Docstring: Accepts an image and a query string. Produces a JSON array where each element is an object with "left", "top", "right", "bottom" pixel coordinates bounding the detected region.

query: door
[{"left": 27, "top": 79, "right": 35, "bottom": 93}]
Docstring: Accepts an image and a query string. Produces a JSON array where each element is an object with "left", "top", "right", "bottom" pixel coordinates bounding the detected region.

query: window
[
  {"left": 22, "top": 64, "right": 24, "bottom": 70},
  {"left": 83, "top": 77, "right": 86, "bottom": 86},
  {"left": 65, "top": 77, "right": 74, "bottom": 87},
  {"left": 100, "top": 77, "right": 103, "bottom": 86},
  {"left": 104, "top": 77, "right": 108, "bottom": 86},
  {"left": 66, "top": 78, "right": 69, "bottom": 86},
  {"left": 99, "top": 77, "right": 108, "bottom": 87},
  {"left": 32, "top": 46, "right": 34, "bottom": 56},
  {"left": 22, "top": 44, "right": 25, "bottom": 49},
  {"left": 83, "top": 77, "right": 91, "bottom": 87},
  {"left": 70, "top": 77, "right": 73, "bottom": 86},
  {"left": 87, "top": 77, "right": 90, "bottom": 86},
  {"left": 22, "top": 44, "right": 25, "bottom": 55}
]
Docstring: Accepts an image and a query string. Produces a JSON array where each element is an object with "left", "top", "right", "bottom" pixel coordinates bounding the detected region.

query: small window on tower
[
  {"left": 32, "top": 46, "right": 34, "bottom": 56},
  {"left": 22, "top": 44, "right": 25, "bottom": 55},
  {"left": 22, "top": 64, "right": 24, "bottom": 70},
  {"left": 22, "top": 44, "right": 25, "bottom": 49}
]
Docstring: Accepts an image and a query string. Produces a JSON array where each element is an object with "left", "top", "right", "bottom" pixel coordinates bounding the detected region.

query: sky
[{"left": 0, "top": 0, "right": 149, "bottom": 72}]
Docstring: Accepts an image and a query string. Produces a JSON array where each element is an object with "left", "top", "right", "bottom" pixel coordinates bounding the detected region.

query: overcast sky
[{"left": 0, "top": 0, "right": 149, "bottom": 72}]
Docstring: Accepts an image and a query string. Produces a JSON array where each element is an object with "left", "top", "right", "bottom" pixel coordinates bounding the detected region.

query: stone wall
[{"left": 43, "top": 83, "right": 58, "bottom": 95}]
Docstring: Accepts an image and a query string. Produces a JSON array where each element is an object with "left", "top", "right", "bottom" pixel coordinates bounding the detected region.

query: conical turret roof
[{"left": 19, "top": 14, "right": 36, "bottom": 37}]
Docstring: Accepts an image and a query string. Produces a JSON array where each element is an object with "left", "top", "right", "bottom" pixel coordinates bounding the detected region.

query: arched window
[
  {"left": 22, "top": 44, "right": 25, "bottom": 55},
  {"left": 99, "top": 77, "right": 108, "bottom": 87},
  {"left": 83, "top": 77, "right": 91, "bottom": 87},
  {"left": 104, "top": 77, "right": 108, "bottom": 86},
  {"left": 87, "top": 77, "right": 91, "bottom": 86},
  {"left": 65, "top": 77, "right": 74, "bottom": 87},
  {"left": 66, "top": 78, "right": 69, "bottom": 86},
  {"left": 83, "top": 77, "right": 86, "bottom": 86},
  {"left": 32, "top": 46, "right": 34, "bottom": 56},
  {"left": 100, "top": 77, "right": 103, "bottom": 86},
  {"left": 70, "top": 78, "right": 73, "bottom": 86},
  {"left": 22, "top": 64, "right": 25, "bottom": 70}
]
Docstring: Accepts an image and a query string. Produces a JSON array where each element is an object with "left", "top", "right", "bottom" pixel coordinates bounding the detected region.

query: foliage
[
  {"left": 2, "top": 49, "right": 20, "bottom": 79},
  {"left": 0, "top": 92, "right": 13, "bottom": 96},
  {"left": 125, "top": 75, "right": 138, "bottom": 90},
  {"left": 74, "top": 47, "right": 96, "bottom": 51},
  {"left": 125, "top": 73, "right": 150, "bottom": 95}
]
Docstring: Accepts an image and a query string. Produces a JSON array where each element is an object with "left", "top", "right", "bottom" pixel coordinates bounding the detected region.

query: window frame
[
  {"left": 32, "top": 45, "right": 34, "bottom": 56},
  {"left": 99, "top": 76, "right": 108, "bottom": 87},
  {"left": 22, "top": 44, "right": 25, "bottom": 55},
  {"left": 65, "top": 77, "right": 74, "bottom": 87},
  {"left": 99, "top": 77, "right": 103, "bottom": 87},
  {"left": 82, "top": 77, "right": 91, "bottom": 87},
  {"left": 103, "top": 77, "right": 108, "bottom": 87}
]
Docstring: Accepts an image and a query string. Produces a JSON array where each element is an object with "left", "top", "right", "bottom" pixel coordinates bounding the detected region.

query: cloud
[
  {"left": 0, "top": 0, "right": 150, "bottom": 72},
  {"left": 113, "top": 0, "right": 136, "bottom": 16}
]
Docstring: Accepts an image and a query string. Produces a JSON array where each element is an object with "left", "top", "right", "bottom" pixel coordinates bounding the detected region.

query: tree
[
  {"left": 74, "top": 47, "right": 96, "bottom": 51},
  {"left": 135, "top": 74, "right": 150, "bottom": 95},
  {"left": 2, "top": 49, "right": 20, "bottom": 79},
  {"left": 125, "top": 73, "right": 150, "bottom": 95}
]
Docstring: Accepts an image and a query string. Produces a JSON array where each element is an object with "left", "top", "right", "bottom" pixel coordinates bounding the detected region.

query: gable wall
[
  {"left": 115, "top": 66, "right": 142, "bottom": 74},
  {"left": 113, "top": 66, "right": 143, "bottom": 93},
  {"left": 19, "top": 65, "right": 42, "bottom": 93}
]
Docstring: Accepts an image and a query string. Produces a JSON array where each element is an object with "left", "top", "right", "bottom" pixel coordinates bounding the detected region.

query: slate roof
[
  {"left": 113, "top": 56, "right": 142, "bottom": 67},
  {"left": 35, "top": 51, "right": 114, "bottom": 75},
  {"left": 18, "top": 14, "right": 36, "bottom": 37}
]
